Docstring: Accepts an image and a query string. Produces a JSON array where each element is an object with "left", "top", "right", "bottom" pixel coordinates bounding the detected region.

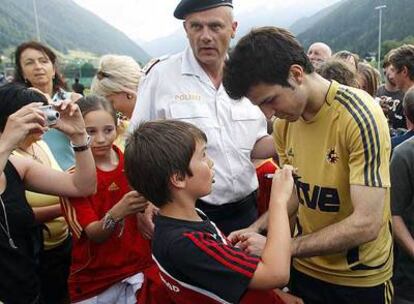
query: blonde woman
[{"left": 91, "top": 55, "right": 142, "bottom": 119}]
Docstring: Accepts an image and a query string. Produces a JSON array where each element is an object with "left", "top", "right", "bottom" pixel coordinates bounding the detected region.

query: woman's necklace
[
  {"left": 17, "top": 145, "right": 44, "bottom": 164},
  {"left": 0, "top": 195, "right": 18, "bottom": 249}
]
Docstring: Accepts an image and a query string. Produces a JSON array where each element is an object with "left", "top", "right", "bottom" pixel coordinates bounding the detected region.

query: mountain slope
[
  {"left": 289, "top": 0, "right": 345, "bottom": 35},
  {"left": 297, "top": 0, "right": 414, "bottom": 55},
  {"left": 0, "top": 0, "right": 150, "bottom": 63}
]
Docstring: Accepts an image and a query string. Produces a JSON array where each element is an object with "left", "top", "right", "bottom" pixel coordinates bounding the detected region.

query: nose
[
  {"left": 95, "top": 132, "right": 105, "bottom": 143},
  {"left": 207, "top": 157, "right": 214, "bottom": 169},
  {"left": 260, "top": 104, "right": 275, "bottom": 120},
  {"left": 33, "top": 60, "right": 42, "bottom": 69},
  {"left": 200, "top": 27, "right": 212, "bottom": 43}
]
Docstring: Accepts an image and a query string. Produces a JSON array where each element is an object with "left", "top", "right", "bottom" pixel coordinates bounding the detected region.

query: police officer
[{"left": 130, "top": 0, "right": 275, "bottom": 236}]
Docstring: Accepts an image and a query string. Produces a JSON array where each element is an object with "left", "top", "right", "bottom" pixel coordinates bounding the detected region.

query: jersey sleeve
[
  {"left": 390, "top": 146, "right": 414, "bottom": 215},
  {"left": 346, "top": 105, "right": 391, "bottom": 188},
  {"left": 62, "top": 196, "right": 99, "bottom": 239},
  {"left": 169, "top": 232, "right": 260, "bottom": 303},
  {"left": 273, "top": 119, "right": 289, "bottom": 166}
]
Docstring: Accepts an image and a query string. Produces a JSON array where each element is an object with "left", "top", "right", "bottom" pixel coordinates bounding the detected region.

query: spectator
[
  {"left": 91, "top": 54, "right": 142, "bottom": 119},
  {"left": 14, "top": 41, "right": 81, "bottom": 171},
  {"left": 306, "top": 42, "right": 332, "bottom": 69},
  {"left": 0, "top": 83, "right": 96, "bottom": 304},
  {"left": 318, "top": 59, "right": 359, "bottom": 87},
  {"left": 61, "top": 95, "right": 165, "bottom": 303},
  {"left": 392, "top": 87, "right": 414, "bottom": 150},
  {"left": 357, "top": 62, "right": 381, "bottom": 97},
  {"left": 223, "top": 26, "right": 393, "bottom": 304},
  {"left": 124, "top": 120, "right": 292, "bottom": 304},
  {"left": 376, "top": 51, "right": 406, "bottom": 131},
  {"left": 333, "top": 50, "right": 359, "bottom": 71},
  {"left": 6, "top": 84, "right": 72, "bottom": 304},
  {"left": 388, "top": 44, "right": 414, "bottom": 93},
  {"left": 129, "top": 0, "right": 275, "bottom": 236},
  {"left": 71, "top": 77, "right": 85, "bottom": 95},
  {"left": 390, "top": 91, "right": 414, "bottom": 303}
]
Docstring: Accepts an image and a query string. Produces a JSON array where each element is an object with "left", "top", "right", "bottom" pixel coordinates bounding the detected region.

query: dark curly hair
[
  {"left": 223, "top": 26, "right": 313, "bottom": 100},
  {"left": 389, "top": 44, "right": 414, "bottom": 80}
]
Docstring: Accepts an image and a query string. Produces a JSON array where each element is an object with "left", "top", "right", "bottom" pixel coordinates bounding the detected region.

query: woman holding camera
[
  {"left": 14, "top": 41, "right": 80, "bottom": 171},
  {"left": 0, "top": 84, "right": 96, "bottom": 304},
  {"left": 13, "top": 41, "right": 80, "bottom": 303}
]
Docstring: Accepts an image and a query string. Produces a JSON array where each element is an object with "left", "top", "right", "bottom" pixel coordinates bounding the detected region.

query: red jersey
[
  {"left": 62, "top": 146, "right": 153, "bottom": 302},
  {"left": 255, "top": 159, "right": 278, "bottom": 216}
]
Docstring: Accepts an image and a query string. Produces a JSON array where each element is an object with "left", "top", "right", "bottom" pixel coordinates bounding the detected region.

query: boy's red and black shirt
[{"left": 152, "top": 211, "right": 261, "bottom": 303}]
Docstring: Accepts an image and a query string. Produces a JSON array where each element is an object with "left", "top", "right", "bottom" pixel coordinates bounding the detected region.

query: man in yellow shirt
[{"left": 224, "top": 27, "right": 393, "bottom": 304}]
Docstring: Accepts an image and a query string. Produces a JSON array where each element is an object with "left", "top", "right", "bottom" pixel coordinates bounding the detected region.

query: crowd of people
[{"left": 1, "top": 0, "right": 414, "bottom": 303}]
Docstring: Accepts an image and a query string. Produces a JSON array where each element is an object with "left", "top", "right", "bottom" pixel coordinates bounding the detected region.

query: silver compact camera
[{"left": 39, "top": 105, "right": 60, "bottom": 126}]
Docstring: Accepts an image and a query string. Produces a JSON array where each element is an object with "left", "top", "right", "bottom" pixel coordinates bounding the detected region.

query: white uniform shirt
[{"left": 130, "top": 47, "right": 267, "bottom": 205}]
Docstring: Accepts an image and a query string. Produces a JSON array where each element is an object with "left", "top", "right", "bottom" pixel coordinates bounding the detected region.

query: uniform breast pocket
[
  {"left": 169, "top": 102, "right": 214, "bottom": 128},
  {"left": 231, "top": 106, "right": 264, "bottom": 150}
]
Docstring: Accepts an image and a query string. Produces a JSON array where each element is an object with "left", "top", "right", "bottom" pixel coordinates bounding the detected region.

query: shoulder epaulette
[{"left": 142, "top": 55, "right": 170, "bottom": 75}]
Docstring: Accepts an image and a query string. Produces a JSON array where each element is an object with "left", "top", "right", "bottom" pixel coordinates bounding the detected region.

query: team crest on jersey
[
  {"left": 108, "top": 182, "right": 120, "bottom": 191},
  {"left": 326, "top": 148, "right": 339, "bottom": 164}
]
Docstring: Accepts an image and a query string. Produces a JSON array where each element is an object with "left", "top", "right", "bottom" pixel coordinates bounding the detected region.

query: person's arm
[
  {"left": 13, "top": 101, "right": 96, "bottom": 197},
  {"left": 251, "top": 135, "right": 276, "bottom": 160},
  {"left": 390, "top": 145, "right": 414, "bottom": 257},
  {"left": 33, "top": 205, "right": 62, "bottom": 223},
  {"left": 393, "top": 216, "right": 414, "bottom": 258},
  {"left": 248, "top": 166, "right": 293, "bottom": 289},
  {"left": 0, "top": 102, "right": 47, "bottom": 176},
  {"left": 228, "top": 187, "right": 298, "bottom": 244},
  {"left": 292, "top": 185, "right": 385, "bottom": 257},
  {"left": 82, "top": 191, "right": 148, "bottom": 243}
]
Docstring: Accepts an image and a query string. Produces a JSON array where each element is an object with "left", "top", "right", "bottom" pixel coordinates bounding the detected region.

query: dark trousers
[
  {"left": 290, "top": 267, "right": 393, "bottom": 304},
  {"left": 39, "top": 235, "right": 72, "bottom": 304},
  {"left": 196, "top": 191, "right": 258, "bottom": 235}
]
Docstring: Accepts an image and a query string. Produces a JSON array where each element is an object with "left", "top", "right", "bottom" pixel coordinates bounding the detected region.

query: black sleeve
[
  {"left": 390, "top": 146, "right": 414, "bottom": 215},
  {"left": 168, "top": 231, "right": 260, "bottom": 303}
]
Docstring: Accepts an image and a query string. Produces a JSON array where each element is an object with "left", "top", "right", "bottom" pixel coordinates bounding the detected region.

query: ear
[
  {"left": 183, "top": 21, "right": 189, "bottom": 37},
  {"left": 402, "top": 66, "right": 409, "bottom": 77},
  {"left": 231, "top": 21, "right": 238, "bottom": 38},
  {"left": 170, "top": 172, "right": 187, "bottom": 189},
  {"left": 288, "top": 64, "right": 305, "bottom": 85}
]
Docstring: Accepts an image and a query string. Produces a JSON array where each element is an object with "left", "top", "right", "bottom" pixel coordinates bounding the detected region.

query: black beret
[{"left": 174, "top": 0, "right": 233, "bottom": 20}]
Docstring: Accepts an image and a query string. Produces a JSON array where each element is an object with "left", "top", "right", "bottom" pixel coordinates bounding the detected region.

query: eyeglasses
[{"left": 96, "top": 71, "right": 112, "bottom": 80}]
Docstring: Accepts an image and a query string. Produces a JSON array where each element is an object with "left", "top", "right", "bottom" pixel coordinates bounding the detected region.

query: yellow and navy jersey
[{"left": 274, "top": 81, "right": 393, "bottom": 287}]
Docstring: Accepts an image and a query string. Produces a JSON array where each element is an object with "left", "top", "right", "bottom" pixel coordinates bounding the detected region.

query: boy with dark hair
[
  {"left": 224, "top": 27, "right": 393, "bottom": 304},
  {"left": 124, "top": 120, "right": 292, "bottom": 304}
]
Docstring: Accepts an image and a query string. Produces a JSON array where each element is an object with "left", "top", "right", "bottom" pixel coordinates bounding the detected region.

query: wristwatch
[{"left": 70, "top": 135, "right": 91, "bottom": 152}]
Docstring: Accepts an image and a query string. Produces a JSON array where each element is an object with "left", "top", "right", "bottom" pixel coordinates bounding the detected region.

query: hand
[
  {"left": 1, "top": 102, "right": 47, "bottom": 151},
  {"left": 111, "top": 191, "right": 149, "bottom": 220},
  {"left": 228, "top": 226, "right": 259, "bottom": 245},
  {"left": 274, "top": 289, "right": 304, "bottom": 304},
  {"left": 235, "top": 232, "right": 266, "bottom": 256},
  {"left": 52, "top": 99, "right": 86, "bottom": 139},
  {"left": 270, "top": 165, "right": 295, "bottom": 208},
  {"left": 136, "top": 202, "right": 158, "bottom": 239}
]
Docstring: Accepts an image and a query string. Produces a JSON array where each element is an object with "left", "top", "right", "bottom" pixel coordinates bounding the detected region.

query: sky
[{"left": 74, "top": 0, "right": 340, "bottom": 42}]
